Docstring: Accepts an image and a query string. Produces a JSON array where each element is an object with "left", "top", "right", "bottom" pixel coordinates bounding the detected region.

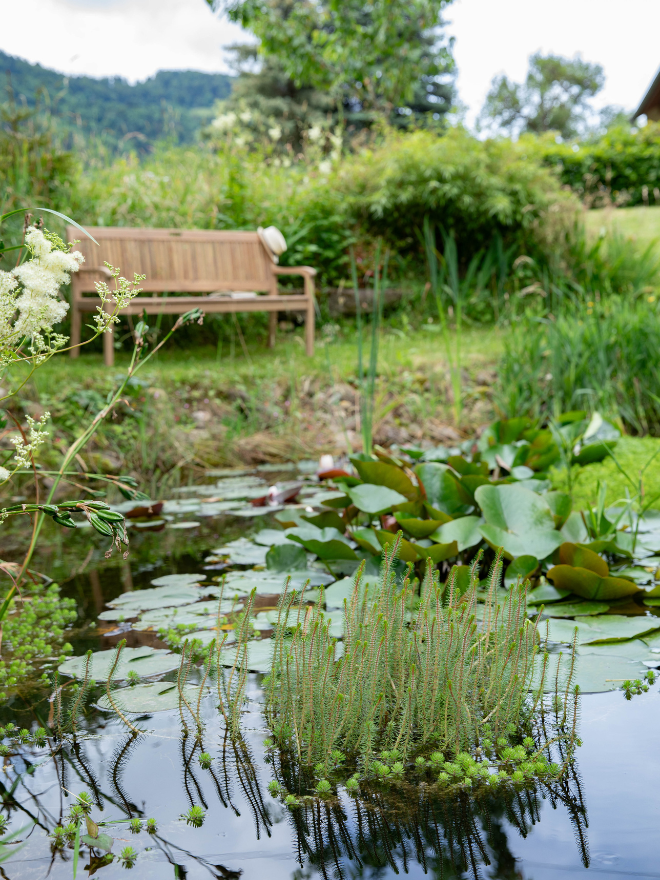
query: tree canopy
[
  {"left": 481, "top": 52, "right": 606, "bottom": 140},
  {"left": 209, "top": 0, "right": 455, "bottom": 118}
]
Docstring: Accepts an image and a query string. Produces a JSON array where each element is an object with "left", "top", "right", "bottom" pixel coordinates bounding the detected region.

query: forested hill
[{"left": 0, "top": 50, "right": 232, "bottom": 148}]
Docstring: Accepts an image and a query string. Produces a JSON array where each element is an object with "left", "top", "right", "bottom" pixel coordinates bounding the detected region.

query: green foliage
[
  {"left": 182, "top": 806, "right": 205, "bottom": 828},
  {"left": 481, "top": 52, "right": 605, "bottom": 140},
  {"left": 341, "top": 127, "right": 576, "bottom": 261},
  {"left": 264, "top": 545, "right": 566, "bottom": 773},
  {"left": 495, "top": 301, "right": 660, "bottom": 434},
  {"left": 219, "top": 0, "right": 455, "bottom": 115},
  {"left": 540, "top": 122, "right": 660, "bottom": 208}
]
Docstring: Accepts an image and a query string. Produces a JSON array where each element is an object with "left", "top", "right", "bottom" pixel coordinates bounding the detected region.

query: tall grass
[{"left": 495, "top": 301, "right": 660, "bottom": 435}]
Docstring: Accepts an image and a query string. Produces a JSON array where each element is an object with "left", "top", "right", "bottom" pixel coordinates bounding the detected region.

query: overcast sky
[{"left": 1, "top": 0, "right": 658, "bottom": 125}]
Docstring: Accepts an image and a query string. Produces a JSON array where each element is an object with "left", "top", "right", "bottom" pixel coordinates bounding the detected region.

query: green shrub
[
  {"left": 339, "top": 127, "right": 576, "bottom": 260},
  {"left": 539, "top": 123, "right": 660, "bottom": 208}
]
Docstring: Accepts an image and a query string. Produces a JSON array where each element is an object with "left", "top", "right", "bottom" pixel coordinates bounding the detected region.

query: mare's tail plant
[
  {"left": 217, "top": 588, "right": 256, "bottom": 737},
  {"left": 263, "top": 537, "right": 579, "bottom": 789},
  {"left": 104, "top": 640, "right": 141, "bottom": 736}
]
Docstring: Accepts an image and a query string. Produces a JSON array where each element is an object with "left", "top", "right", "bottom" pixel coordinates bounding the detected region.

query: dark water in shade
[{"left": 3, "top": 482, "right": 660, "bottom": 880}]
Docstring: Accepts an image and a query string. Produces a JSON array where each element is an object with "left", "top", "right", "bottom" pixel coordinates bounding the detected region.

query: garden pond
[{"left": 4, "top": 448, "right": 660, "bottom": 880}]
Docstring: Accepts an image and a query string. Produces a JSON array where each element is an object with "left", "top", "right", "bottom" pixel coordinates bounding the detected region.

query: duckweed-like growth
[{"left": 263, "top": 541, "right": 579, "bottom": 789}]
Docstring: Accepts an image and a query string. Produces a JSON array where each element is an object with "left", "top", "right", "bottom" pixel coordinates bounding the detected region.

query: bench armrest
[{"left": 273, "top": 265, "right": 317, "bottom": 279}]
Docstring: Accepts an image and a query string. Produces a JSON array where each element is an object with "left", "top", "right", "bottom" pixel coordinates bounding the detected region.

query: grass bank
[{"left": 9, "top": 326, "right": 503, "bottom": 498}]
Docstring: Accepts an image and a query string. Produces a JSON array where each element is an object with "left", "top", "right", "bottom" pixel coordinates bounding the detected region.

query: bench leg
[
  {"left": 70, "top": 305, "right": 81, "bottom": 358},
  {"left": 103, "top": 306, "right": 115, "bottom": 366},
  {"left": 268, "top": 311, "right": 277, "bottom": 348},
  {"left": 305, "top": 299, "right": 315, "bottom": 356}
]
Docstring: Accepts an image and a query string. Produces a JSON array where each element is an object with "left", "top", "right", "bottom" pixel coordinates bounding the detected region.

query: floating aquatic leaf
[
  {"left": 375, "top": 529, "right": 420, "bottom": 562},
  {"left": 413, "top": 541, "right": 459, "bottom": 564},
  {"left": 476, "top": 483, "right": 562, "bottom": 560},
  {"left": 545, "top": 492, "right": 572, "bottom": 528},
  {"left": 352, "top": 527, "right": 383, "bottom": 554},
  {"left": 266, "top": 543, "right": 308, "bottom": 571},
  {"left": 559, "top": 512, "right": 589, "bottom": 544},
  {"left": 545, "top": 615, "right": 660, "bottom": 645},
  {"left": 60, "top": 647, "right": 178, "bottom": 680},
  {"left": 580, "top": 639, "right": 654, "bottom": 661},
  {"left": 168, "top": 521, "right": 201, "bottom": 530},
  {"left": 504, "top": 555, "right": 539, "bottom": 588},
  {"left": 346, "top": 484, "right": 407, "bottom": 515},
  {"left": 547, "top": 565, "right": 639, "bottom": 600},
  {"left": 414, "top": 463, "right": 473, "bottom": 516},
  {"left": 429, "top": 516, "right": 483, "bottom": 552},
  {"left": 302, "top": 509, "right": 345, "bottom": 531},
  {"left": 212, "top": 538, "right": 268, "bottom": 566},
  {"left": 541, "top": 601, "right": 609, "bottom": 617},
  {"left": 533, "top": 651, "right": 645, "bottom": 693},
  {"left": 151, "top": 574, "right": 206, "bottom": 588},
  {"left": 350, "top": 459, "right": 417, "bottom": 500},
  {"left": 527, "top": 582, "right": 571, "bottom": 605},
  {"left": 559, "top": 543, "right": 608, "bottom": 576},
  {"left": 97, "top": 682, "right": 202, "bottom": 713},
  {"left": 393, "top": 513, "right": 445, "bottom": 539},
  {"left": 219, "top": 639, "right": 274, "bottom": 673}
]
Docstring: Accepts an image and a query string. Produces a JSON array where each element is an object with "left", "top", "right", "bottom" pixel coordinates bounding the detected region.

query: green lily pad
[
  {"left": 412, "top": 541, "right": 459, "bottom": 564},
  {"left": 350, "top": 460, "right": 417, "bottom": 500},
  {"left": 219, "top": 639, "right": 274, "bottom": 673},
  {"left": 151, "top": 573, "right": 206, "bottom": 587},
  {"left": 533, "top": 651, "right": 645, "bottom": 693},
  {"left": 253, "top": 529, "right": 296, "bottom": 547},
  {"left": 545, "top": 492, "right": 572, "bottom": 528},
  {"left": 60, "top": 647, "right": 178, "bottom": 681},
  {"left": 98, "top": 682, "right": 202, "bottom": 713},
  {"left": 541, "top": 601, "right": 610, "bottom": 618},
  {"left": 545, "top": 615, "right": 660, "bottom": 645},
  {"left": 266, "top": 543, "right": 308, "bottom": 571},
  {"left": 81, "top": 832, "right": 113, "bottom": 853},
  {"left": 352, "top": 527, "right": 383, "bottom": 554},
  {"left": 393, "top": 513, "right": 446, "bottom": 539},
  {"left": 346, "top": 484, "right": 408, "bottom": 515},
  {"left": 288, "top": 528, "right": 358, "bottom": 561},
  {"left": 527, "top": 582, "right": 571, "bottom": 605},
  {"left": 580, "top": 639, "right": 654, "bottom": 661},
  {"left": 302, "top": 510, "right": 345, "bottom": 531},
  {"left": 375, "top": 529, "right": 420, "bottom": 562},
  {"left": 559, "top": 543, "right": 608, "bottom": 576},
  {"left": 429, "top": 516, "right": 483, "bottom": 552},
  {"left": 212, "top": 538, "right": 268, "bottom": 566},
  {"left": 415, "top": 463, "right": 473, "bottom": 517},
  {"left": 560, "top": 512, "right": 589, "bottom": 544},
  {"left": 476, "top": 484, "right": 562, "bottom": 560},
  {"left": 504, "top": 555, "right": 539, "bottom": 588},
  {"left": 546, "top": 565, "right": 640, "bottom": 600}
]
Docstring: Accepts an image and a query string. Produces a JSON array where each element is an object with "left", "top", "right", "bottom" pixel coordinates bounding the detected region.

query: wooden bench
[{"left": 66, "top": 226, "right": 317, "bottom": 365}]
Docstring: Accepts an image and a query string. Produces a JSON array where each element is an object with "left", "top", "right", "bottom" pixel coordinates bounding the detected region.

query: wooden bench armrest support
[
  {"left": 273, "top": 265, "right": 317, "bottom": 278},
  {"left": 272, "top": 266, "right": 316, "bottom": 356},
  {"left": 77, "top": 265, "right": 113, "bottom": 277}
]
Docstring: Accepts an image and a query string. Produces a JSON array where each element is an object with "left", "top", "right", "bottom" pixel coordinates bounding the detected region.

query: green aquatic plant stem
[{"left": 104, "top": 640, "right": 141, "bottom": 735}]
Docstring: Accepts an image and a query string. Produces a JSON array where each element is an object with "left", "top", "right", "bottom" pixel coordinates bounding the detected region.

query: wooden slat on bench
[{"left": 76, "top": 295, "right": 310, "bottom": 314}]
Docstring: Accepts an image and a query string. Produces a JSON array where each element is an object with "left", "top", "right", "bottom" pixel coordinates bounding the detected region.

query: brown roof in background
[{"left": 634, "top": 66, "right": 660, "bottom": 120}]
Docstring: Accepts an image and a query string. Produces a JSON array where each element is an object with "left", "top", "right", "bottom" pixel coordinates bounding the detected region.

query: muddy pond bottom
[{"left": 1, "top": 684, "right": 658, "bottom": 880}]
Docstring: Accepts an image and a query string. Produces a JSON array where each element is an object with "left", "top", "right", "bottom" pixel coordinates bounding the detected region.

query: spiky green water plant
[{"left": 264, "top": 539, "right": 577, "bottom": 781}]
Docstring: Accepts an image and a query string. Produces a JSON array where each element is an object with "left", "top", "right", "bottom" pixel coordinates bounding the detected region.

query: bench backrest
[{"left": 67, "top": 227, "right": 278, "bottom": 296}]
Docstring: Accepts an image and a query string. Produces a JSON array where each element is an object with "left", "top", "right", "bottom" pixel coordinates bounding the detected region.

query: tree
[
  {"left": 480, "top": 52, "right": 605, "bottom": 140},
  {"left": 208, "top": 0, "right": 455, "bottom": 118}
]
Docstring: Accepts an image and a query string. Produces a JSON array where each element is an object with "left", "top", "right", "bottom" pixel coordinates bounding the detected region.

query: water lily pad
[
  {"left": 253, "top": 529, "right": 294, "bottom": 547},
  {"left": 413, "top": 541, "right": 459, "bottom": 564},
  {"left": 429, "top": 516, "right": 483, "bottom": 552},
  {"left": 393, "top": 513, "right": 446, "bottom": 539},
  {"left": 213, "top": 538, "right": 268, "bottom": 566},
  {"left": 352, "top": 528, "right": 383, "bottom": 554},
  {"left": 219, "top": 639, "right": 274, "bottom": 673},
  {"left": 288, "top": 528, "right": 358, "bottom": 561},
  {"left": 151, "top": 574, "right": 206, "bottom": 587},
  {"left": 541, "top": 601, "right": 609, "bottom": 618},
  {"left": 546, "top": 565, "right": 640, "bottom": 600},
  {"left": 545, "top": 615, "right": 660, "bottom": 645},
  {"left": 169, "top": 521, "right": 201, "bottom": 529},
  {"left": 98, "top": 682, "right": 202, "bottom": 713},
  {"left": 60, "top": 647, "right": 178, "bottom": 681},
  {"left": 580, "top": 639, "right": 653, "bottom": 661},
  {"left": 527, "top": 582, "right": 571, "bottom": 605},
  {"left": 415, "top": 463, "right": 473, "bottom": 517},
  {"left": 346, "top": 484, "right": 408, "bottom": 515},
  {"left": 100, "top": 585, "right": 207, "bottom": 619},
  {"left": 545, "top": 492, "right": 572, "bottom": 528},
  {"left": 533, "top": 651, "right": 645, "bottom": 693},
  {"left": 375, "top": 529, "right": 420, "bottom": 562},
  {"left": 476, "top": 484, "right": 563, "bottom": 560},
  {"left": 350, "top": 459, "right": 417, "bottom": 500},
  {"left": 560, "top": 512, "right": 589, "bottom": 544},
  {"left": 266, "top": 543, "right": 308, "bottom": 571},
  {"left": 302, "top": 510, "right": 345, "bottom": 531},
  {"left": 504, "top": 556, "right": 539, "bottom": 588}
]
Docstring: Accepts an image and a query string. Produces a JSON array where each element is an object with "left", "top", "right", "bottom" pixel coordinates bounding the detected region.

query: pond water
[{"left": 3, "top": 465, "right": 660, "bottom": 879}]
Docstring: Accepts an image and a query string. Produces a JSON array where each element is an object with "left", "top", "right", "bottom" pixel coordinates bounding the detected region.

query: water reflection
[{"left": 0, "top": 689, "right": 589, "bottom": 880}]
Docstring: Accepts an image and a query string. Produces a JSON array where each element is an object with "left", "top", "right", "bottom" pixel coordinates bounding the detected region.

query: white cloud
[
  {"left": 447, "top": 0, "right": 660, "bottom": 126},
  {"left": 0, "top": 0, "right": 248, "bottom": 82}
]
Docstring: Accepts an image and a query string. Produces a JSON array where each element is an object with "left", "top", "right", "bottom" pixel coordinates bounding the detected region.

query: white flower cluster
[
  {"left": 0, "top": 227, "right": 84, "bottom": 358},
  {"left": 10, "top": 412, "right": 51, "bottom": 470},
  {"left": 93, "top": 264, "right": 145, "bottom": 334}
]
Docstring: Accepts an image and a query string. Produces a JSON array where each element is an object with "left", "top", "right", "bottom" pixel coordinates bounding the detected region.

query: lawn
[{"left": 584, "top": 204, "right": 660, "bottom": 247}]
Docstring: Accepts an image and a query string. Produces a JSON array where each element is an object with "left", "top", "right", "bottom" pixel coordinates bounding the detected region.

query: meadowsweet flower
[
  {"left": 93, "top": 264, "right": 144, "bottom": 333},
  {"left": 268, "top": 126, "right": 282, "bottom": 141},
  {"left": 11, "top": 413, "right": 51, "bottom": 469},
  {"left": 211, "top": 112, "right": 237, "bottom": 131},
  {"left": 0, "top": 467, "right": 10, "bottom": 482},
  {"left": 307, "top": 125, "right": 322, "bottom": 142}
]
